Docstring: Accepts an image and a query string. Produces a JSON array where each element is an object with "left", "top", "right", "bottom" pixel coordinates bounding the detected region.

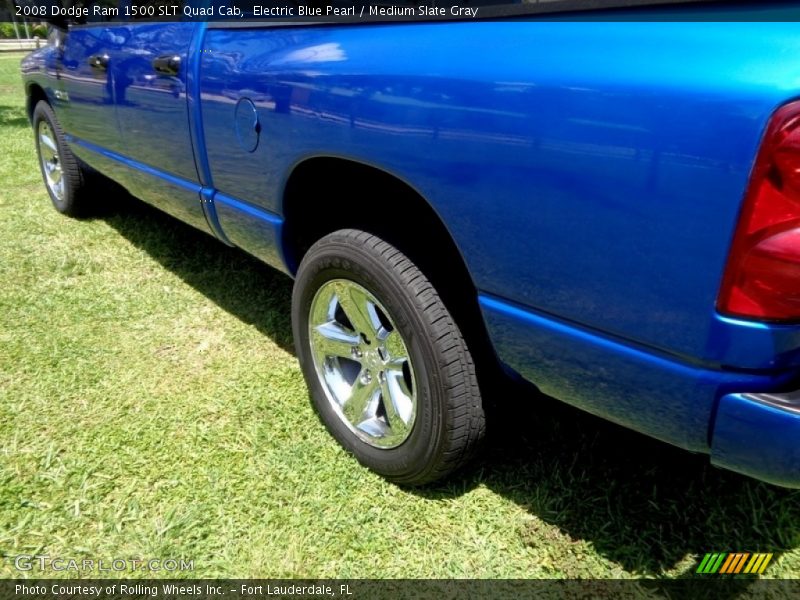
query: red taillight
[{"left": 718, "top": 100, "right": 800, "bottom": 321}]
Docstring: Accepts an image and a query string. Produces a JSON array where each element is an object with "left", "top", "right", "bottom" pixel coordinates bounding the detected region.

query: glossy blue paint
[
  {"left": 712, "top": 393, "right": 800, "bottom": 488},
  {"left": 57, "top": 26, "right": 123, "bottom": 153},
  {"left": 67, "top": 135, "right": 201, "bottom": 194},
  {"left": 200, "top": 187, "right": 234, "bottom": 246},
  {"left": 186, "top": 22, "right": 213, "bottom": 188},
  {"left": 109, "top": 23, "right": 198, "bottom": 182},
  {"left": 197, "top": 22, "right": 800, "bottom": 374},
  {"left": 708, "top": 314, "right": 800, "bottom": 372},
  {"left": 68, "top": 135, "right": 214, "bottom": 234},
  {"left": 479, "top": 294, "right": 793, "bottom": 452},
  {"left": 107, "top": 22, "right": 209, "bottom": 232},
  {"left": 21, "top": 46, "right": 62, "bottom": 115},
  {"left": 213, "top": 193, "right": 287, "bottom": 273},
  {"left": 21, "top": 17, "right": 800, "bottom": 486}
]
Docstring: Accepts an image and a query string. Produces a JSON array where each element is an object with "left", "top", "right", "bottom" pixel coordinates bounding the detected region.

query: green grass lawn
[{"left": 1, "top": 50, "right": 800, "bottom": 582}]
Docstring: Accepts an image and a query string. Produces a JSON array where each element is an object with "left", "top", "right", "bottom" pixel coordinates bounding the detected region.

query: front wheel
[
  {"left": 292, "top": 229, "right": 485, "bottom": 485},
  {"left": 33, "top": 100, "right": 95, "bottom": 217}
]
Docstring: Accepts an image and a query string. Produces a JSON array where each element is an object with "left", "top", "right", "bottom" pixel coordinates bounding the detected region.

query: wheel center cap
[{"left": 364, "top": 349, "right": 382, "bottom": 370}]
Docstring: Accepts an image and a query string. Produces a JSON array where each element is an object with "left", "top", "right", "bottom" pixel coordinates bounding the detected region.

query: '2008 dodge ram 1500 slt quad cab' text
[{"left": 20, "top": 0, "right": 800, "bottom": 486}]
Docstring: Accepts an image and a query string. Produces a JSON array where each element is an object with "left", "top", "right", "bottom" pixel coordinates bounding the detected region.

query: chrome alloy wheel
[
  {"left": 38, "top": 120, "right": 64, "bottom": 202},
  {"left": 308, "top": 279, "right": 417, "bottom": 448}
]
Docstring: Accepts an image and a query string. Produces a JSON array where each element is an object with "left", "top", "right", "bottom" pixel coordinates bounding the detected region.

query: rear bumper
[{"left": 711, "top": 390, "right": 800, "bottom": 488}]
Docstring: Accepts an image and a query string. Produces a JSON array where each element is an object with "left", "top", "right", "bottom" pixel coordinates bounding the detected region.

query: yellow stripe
[
  {"left": 744, "top": 554, "right": 760, "bottom": 574},
  {"left": 734, "top": 553, "right": 750, "bottom": 573},
  {"left": 750, "top": 554, "right": 767, "bottom": 574},
  {"left": 758, "top": 553, "right": 773, "bottom": 574},
  {"left": 720, "top": 554, "right": 736, "bottom": 574}
]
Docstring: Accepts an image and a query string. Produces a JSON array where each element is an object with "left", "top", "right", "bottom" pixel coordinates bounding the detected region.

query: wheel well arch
[
  {"left": 281, "top": 156, "right": 504, "bottom": 383},
  {"left": 26, "top": 83, "right": 48, "bottom": 122}
]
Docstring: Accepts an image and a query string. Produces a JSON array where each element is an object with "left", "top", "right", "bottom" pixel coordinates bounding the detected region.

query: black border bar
[{"left": 4, "top": 579, "right": 800, "bottom": 600}]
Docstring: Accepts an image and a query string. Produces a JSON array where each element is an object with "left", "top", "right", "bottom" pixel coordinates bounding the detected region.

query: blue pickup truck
[{"left": 19, "top": 3, "right": 800, "bottom": 486}]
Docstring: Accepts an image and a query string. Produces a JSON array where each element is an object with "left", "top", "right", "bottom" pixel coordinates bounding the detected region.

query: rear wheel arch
[{"left": 281, "top": 156, "right": 506, "bottom": 391}]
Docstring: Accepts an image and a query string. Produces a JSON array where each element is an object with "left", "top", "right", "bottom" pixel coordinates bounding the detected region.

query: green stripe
[
  {"left": 696, "top": 554, "right": 713, "bottom": 574},
  {"left": 704, "top": 553, "right": 720, "bottom": 574},
  {"left": 697, "top": 552, "right": 730, "bottom": 574},
  {"left": 710, "top": 553, "right": 727, "bottom": 573}
]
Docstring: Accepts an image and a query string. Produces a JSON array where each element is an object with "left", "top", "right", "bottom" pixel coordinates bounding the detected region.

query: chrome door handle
[
  {"left": 152, "top": 55, "right": 181, "bottom": 76},
  {"left": 88, "top": 53, "right": 109, "bottom": 71}
]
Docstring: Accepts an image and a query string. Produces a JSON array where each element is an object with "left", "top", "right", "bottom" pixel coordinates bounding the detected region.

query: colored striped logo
[{"left": 696, "top": 553, "right": 773, "bottom": 575}]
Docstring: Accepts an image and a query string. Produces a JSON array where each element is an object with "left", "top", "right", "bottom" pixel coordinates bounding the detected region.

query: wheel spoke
[
  {"left": 334, "top": 281, "right": 382, "bottom": 339},
  {"left": 308, "top": 278, "right": 417, "bottom": 448},
  {"left": 381, "top": 370, "right": 413, "bottom": 435},
  {"left": 311, "top": 322, "right": 360, "bottom": 361},
  {"left": 385, "top": 357, "right": 411, "bottom": 381},
  {"left": 38, "top": 121, "right": 65, "bottom": 202},
  {"left": 311, "top": 288, "right": 335, "bottom": 326},
  {"left": 40, "top": 147, "right": 55, "bottom": 163},
  {"left": 39, "top": 132, "right": 57, "bottom": 154},
  {"left": 344, "top": 374, "right": 379, "bottom": 425}
]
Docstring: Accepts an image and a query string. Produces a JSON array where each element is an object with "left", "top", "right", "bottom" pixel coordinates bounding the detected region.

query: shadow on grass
[
  {"left": 102, "top": 193, "right": 294, "bottom": 354},
  {"left": 467, "top": 378, "right": 800, "bottom": 580},
  {"left": 0, "top": 104, "right": 30, "bottom": 128},
  {"left": 102, "top": 195, "right": 800, "bottom": 581}
]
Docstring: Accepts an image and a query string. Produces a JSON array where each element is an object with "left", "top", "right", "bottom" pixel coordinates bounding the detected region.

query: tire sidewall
[
  {"left": 293, "top": 240, "right": 449, "bottom": 482},
  {"left": 33, "top": 102, "right": 72, "bottom": 213}
]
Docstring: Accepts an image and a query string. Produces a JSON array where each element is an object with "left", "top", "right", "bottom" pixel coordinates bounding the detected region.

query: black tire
[
  {"left": 33, "top": 100, "right": 95, "bottom": 217},
  {"left": 292, "top": 229, "right": 485, "bottom": 486}
]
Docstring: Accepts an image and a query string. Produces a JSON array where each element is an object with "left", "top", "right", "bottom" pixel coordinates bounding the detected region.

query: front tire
[
  {"left": 33, "top": 100, "right": 95, "bottom": 217},
  {"left": 292, "top": 229, "right": 485, "bottom": 485}
]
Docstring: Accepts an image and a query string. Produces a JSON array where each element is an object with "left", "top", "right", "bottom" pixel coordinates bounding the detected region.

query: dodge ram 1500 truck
[{"left": 20, "top": 1, "right": 800, "bottom": 486}]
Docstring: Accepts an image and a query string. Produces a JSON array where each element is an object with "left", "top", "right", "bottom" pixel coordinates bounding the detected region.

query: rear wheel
[
  {"left": 292, "top": 229, "right": 485, "bottom": 485},
  {"left": 33, "top": 100, "right": 95, "bottom": 217}
]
